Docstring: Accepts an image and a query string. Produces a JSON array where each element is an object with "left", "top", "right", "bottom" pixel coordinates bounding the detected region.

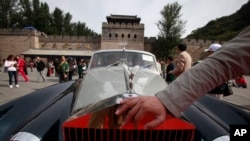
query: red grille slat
[
  {"left": 63, "top": 114, "right": 195, "bottom": 141},
  {"left": 64, "top": 128, "right": 196, "bottom": 141}
]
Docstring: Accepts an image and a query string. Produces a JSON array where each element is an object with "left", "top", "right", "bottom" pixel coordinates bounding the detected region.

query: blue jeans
[{"left": 8, "top": 71, "right": 18, "bottom": 85}]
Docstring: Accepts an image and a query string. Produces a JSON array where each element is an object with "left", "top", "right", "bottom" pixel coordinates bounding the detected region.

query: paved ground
[
  {"left": 223, "top": 78, "right": 250, "bottom": 110},
  {"left": 0, "top": 67, "right": 250, "bottom": 111},
  {"left": 0, "top": 68, "right": 78, "bottom": 105}
]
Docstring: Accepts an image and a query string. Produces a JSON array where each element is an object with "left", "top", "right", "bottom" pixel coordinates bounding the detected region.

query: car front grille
[
  {"left": 64, "top": 127, "right": 195, "bottom": 141},
  {"left": 63, "top": 114, "right": 195, "bottom": 141}
]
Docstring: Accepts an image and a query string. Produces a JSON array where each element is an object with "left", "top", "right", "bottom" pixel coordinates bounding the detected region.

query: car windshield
[
  {"left": 89, "top": 51, "right": 157, "bottom": 71},
  {"left": 72, "top": 50, "right": 161, "bottom": 114}
]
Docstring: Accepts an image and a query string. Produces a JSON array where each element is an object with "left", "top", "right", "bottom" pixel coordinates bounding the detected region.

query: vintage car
[{"left": 0, "top": 49, "right": 249, "bottom": 141}]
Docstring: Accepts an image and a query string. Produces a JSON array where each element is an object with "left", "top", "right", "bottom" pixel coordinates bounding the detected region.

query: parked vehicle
[{"left": 0, "top": 49, "right": 249, "bottom": 141}]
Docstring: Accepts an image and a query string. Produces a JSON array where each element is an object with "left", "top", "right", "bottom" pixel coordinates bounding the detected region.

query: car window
[{"left": 89, "top": 51, "right": 157, "bottom": 71}]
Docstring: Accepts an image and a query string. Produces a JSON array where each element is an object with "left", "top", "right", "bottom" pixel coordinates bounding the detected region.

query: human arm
[
  {"left": 169, "top": 54, "right": 185, "bottom": 75},
  {"left": 4, "top": 60, "right": 11, "bottom": 67},
  {"left": 116, "top": 26, "right": 250, "bottom": 128},
  {"left": 4, "top": 60, "right": 16, "bottom": 68},
  {"left": 166, "top": 63, "right": 174, "bottom": 74},
  {"left": 156, "top": 26, "right": 250, "bottom": 117}
]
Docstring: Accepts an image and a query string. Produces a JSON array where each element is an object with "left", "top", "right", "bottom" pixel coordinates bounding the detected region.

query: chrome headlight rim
[{"left": 9, "top": 131, "right": 41, "bottom": 141}]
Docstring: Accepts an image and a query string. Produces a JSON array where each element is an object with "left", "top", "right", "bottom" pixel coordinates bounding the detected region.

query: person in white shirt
[
  {"left": 4, "top": 54, "right": 19, "bottom": 88},
  {"left": 156, "top": 59, "right": 162, "bottom": 76}
]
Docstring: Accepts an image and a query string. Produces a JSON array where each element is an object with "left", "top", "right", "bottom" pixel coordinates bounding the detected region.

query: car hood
[{"left": 72, "top": 65, "right": 167, "bottom": 114}]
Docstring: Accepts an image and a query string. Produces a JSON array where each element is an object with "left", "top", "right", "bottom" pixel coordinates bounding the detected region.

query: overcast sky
[{"left": 40, "top": 0, "right": 248, "bottom": 37}]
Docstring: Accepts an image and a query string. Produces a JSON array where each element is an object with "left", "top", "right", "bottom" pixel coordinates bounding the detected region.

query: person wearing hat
[
  {"left": 204, "top": 43, "right": 226, "bottom": 99},
  {"left": 204, "top": 43, "right": 222, "bottom": 53}
]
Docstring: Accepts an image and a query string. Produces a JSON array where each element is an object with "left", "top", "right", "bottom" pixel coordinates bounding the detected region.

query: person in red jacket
[
  {"left": 15, "top": 55, "right": 29, "bottom": 82},
  {"left": 233, "top": 75, "right": 247, "bottom": 88}
]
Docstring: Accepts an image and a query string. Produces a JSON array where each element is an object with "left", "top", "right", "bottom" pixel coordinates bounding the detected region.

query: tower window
[{"left": 128, "top": 34, "right": 131, "bottom": 38}]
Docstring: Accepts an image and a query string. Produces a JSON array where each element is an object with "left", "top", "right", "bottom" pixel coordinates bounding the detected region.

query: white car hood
[{"left": 73, "top": 65, "right": 167, "bottom": 113}]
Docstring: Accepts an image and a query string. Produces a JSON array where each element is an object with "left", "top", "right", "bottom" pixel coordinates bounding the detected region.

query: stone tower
[{"left": 101, "top": 15, "right": 144, "bottom": 50}]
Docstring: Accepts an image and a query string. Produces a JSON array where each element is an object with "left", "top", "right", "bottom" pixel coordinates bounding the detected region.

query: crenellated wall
[
  {"left": 0, "top": 29, "right": 40, "bottom": 60},
  {"left": 39, "top": 35, "right": 101, "bottom": 50},
  {"left": 102, "top": 22, "right": 144, "bottom": 29},
  {"left": 183, "top": 38, "right": 224, "bottom": 48},
  {"left": 0, "top": 28, "right": 38, "bottom": 36},
  {"left": 39, "top": 35, "right": 101, "bottom": 42},
  {"left": 0, "top": 28, "right": 224, "bottom": 62},
  {"left": 183, "top": 38, "right": 225, "bottom": 61}
]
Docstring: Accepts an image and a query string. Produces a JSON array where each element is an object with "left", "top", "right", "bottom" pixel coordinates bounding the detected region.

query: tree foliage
[
  {"left": 153, "top": 2, "right": 186, "bottom": 60},
  {"left": 0, "top": 0, "right": 98, "bottom": 36},
  {"left": 0, "top": 0, "right": 20, "bottom": 28},
  {"left": 186, "top": 1, "right": 250, "bottom": 41}
]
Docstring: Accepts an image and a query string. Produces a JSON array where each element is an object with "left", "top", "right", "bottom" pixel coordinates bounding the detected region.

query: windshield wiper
[
  {"left": 107, "top": 61, "right": 121, "bottom": 67},
  {"left": 141, "top": 63, "right": 153, "bottom": 69}
]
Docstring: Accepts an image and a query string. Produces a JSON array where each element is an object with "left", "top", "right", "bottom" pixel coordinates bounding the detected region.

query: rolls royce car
[{"left": 0, "top": 49, "right": 249, "bottom": 141}]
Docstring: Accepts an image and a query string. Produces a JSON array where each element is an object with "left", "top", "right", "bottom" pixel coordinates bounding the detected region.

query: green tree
[
  {"left": 51, "top": 8, "right": 64, "bottom": 35},
  {"left": 63, "top": 13, "right": 73, "bottom": 35},
  {"left": 38, "top": 2, "right": 52, "bottom": 34},
  {"left": 19, "top": 0, "right": 34, "bottom": 26},
  {"left": 70, "top": 21, "right": 98, "bottom": 36},
  {"left": 153, "top": 2, "right": 186, "bottom": 59},
  {"left": 0, "top": 0, "right": 98, "bottom": 36},
  {"left": 32, "top": 0, "right": 52, "bottom": 32},
  {"left": 0, "top": 0, "right": 20, "bottom": 28}
]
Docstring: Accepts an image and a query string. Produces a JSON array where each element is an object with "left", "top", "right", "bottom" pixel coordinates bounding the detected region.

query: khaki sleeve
[
  {"left": 155, "top": 26, "right": 250, "bottom": 117},
  {"left": 171, "top": 54, "right": 185, "bottom": 75},
  {"left": 175, "top": 54, "right": 185, "bottom": 72}
]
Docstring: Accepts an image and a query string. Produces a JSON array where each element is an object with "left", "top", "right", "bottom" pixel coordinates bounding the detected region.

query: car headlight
[
  {"left": 213, "top": 135, "right": 229, "bottom": 141},
  {"left": 9, "top": 132, "right": 40, "bottom": 141}
]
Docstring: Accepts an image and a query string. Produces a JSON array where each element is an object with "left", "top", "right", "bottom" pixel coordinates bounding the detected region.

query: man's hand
[{"left": 115, "top": 96, "right": 167, "bottom": 129}]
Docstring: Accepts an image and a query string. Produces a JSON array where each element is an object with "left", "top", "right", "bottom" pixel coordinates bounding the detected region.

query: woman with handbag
[{"left": 4, "top": 54, "right": 19, "bottom": 88}]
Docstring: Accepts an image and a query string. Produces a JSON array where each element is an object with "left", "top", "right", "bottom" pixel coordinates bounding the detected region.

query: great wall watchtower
[{"left": 101, "top": 15, "right": 144, "bottom": 50}]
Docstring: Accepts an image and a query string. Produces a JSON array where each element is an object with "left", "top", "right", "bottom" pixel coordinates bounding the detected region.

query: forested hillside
[
  {"left": 0, "top": 0, "right": 98, "bottom": 36},
  {"left": 186, "top": 1, "right": 250, "bottom": 41}
]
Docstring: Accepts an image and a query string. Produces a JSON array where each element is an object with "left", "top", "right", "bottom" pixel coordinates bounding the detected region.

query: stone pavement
[
  {"left": 223, "top": 76, "right": 250, "bottom": 110},
  {"left": 0, "top": 67, "right": 78, "bottom": 105},
  {"left": 0, "top": 67, "right": 250, "bottom": 111}
]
